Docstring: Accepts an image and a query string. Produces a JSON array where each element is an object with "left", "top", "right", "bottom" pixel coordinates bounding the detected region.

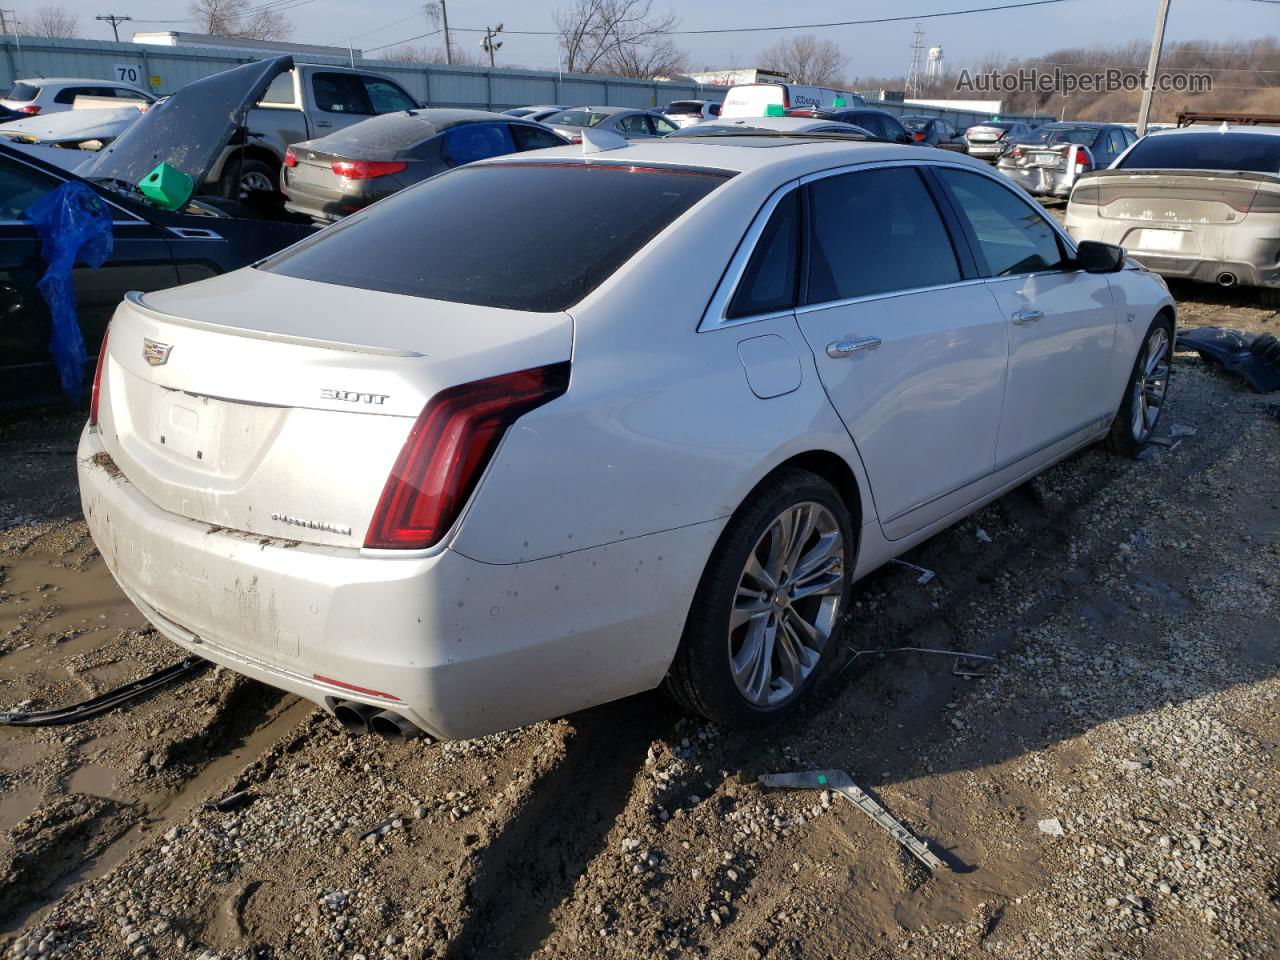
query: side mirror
[{"left": 1075, "top": 240, "right": 1126, "bottom": 274}]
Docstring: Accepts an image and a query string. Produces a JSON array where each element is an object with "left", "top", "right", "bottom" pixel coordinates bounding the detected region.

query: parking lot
[{"left": 2, "top": 253, "right": 1277, "bottom": 959}]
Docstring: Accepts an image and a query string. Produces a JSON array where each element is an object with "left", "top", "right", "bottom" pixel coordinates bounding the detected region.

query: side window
[
  {"left": 0, "top": 156, "right": 60, "bottom": 220},
  {"left": 54, "top": 87, "right": 90, "bottom": 104},
  {"left": 651, "top": 115, "right": 679, "bottom": 136},
  {"left": 511, "top": 123, "right": 566, "bottom": 151},
  {"left": 806, "top": 167, "right": 960, "bottom": 303},
  {"left": 364, "top": 77, "right": 416, "bottom": 114},
  {"left": 312, "top": 73, "right": 372, "bottom": 115},
  {"left": 727, "top": 190, "right": 800, "bottom": 319},
  {"left": 618, "top": 114, "right": 650, "bottom": 137},
  {"left": 937, "top": 168, "right": 1067, "bottom": 277},
  {"left": 1125, "top": 128, "right": 1139, "bottom": 146},
  {"left": 1107, "top": 130, "right": 1127, "bottom": 156},
  {"left": 856, "top": 115, "right": 885, "bottom": 138},
  {"left": 710, "top": 103, "right": 721, "bottom": 117},
  {"left": 441, "top": 123, "right": 516, "bottom": 167},
  {"left": 260, "top": 72, "right": 296, "bottom": 106}
]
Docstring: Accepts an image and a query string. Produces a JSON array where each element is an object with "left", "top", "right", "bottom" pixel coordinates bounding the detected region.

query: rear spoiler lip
[
  {"left": 122, "top": 289, "right": 426, "bottom": 358},
  {"left": 1076, "top": 168, "right": 1280, "bottom": 186}
]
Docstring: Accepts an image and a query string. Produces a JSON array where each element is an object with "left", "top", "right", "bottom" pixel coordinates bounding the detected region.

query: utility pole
[
  {"left": 905, "top": 22, "right": 925, "bottom": 99},
  {"left": 96, "top": 13, "right": 133, "bottom": 42},
  {"left": 1136, "top": 0, "right": 1172, "bottom": 137},
  {"left": 481, "top": 23, "right": 503, "bottom": 69},
  {"left": 440, "top": 0, "right": 451, "bottom": 65}
]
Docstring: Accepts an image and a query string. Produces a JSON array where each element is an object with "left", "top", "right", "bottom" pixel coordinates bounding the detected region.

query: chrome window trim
[
  {"left": 697, "top": 178, "right": 800, "bottom": 332},
  {"left": 699, "top": 157, "right": 1083, "bottom": 333}
]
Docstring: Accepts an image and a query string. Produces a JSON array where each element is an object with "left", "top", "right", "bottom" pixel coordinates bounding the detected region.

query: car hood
[
  {"left": 80, "top": 56, "right": 293, "bottom": 192},
  {"left": 0, "top": 106, "right": 140, "bottom": 145}
]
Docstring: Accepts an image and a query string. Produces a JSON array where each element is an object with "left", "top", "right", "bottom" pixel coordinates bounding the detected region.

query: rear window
[
  {"left": 1028, "top": 125, "right": 1099, "bottom": 146},
  {"left": 547, "top": 110, "right": 609, "bottom": 128},
  {"left": 1117, "top": 132, "right": 1280, "bottom": 174},
  {"left": 901, "top": 117, "right": 930, "bottom": 131},
  {"left": 5, "top": 82, "right": 38, "bottom": 102},
  {"left": 259, "top": 162, "right": 730, "bottom": 312},
  {"left": 665, "top": 101, "right": 705, "bottom": 116}
]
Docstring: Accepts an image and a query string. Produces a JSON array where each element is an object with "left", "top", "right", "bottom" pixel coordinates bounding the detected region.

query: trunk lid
[
  {"left": 95, "top": 269, "right": 573, "bottom": 548},
  {"left": 1076, "top": 170, "right": 1277, "bottom": 225}
]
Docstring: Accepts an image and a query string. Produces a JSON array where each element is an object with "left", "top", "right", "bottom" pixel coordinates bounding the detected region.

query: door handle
[
  {"left": 314, "top": 120, "right": 333, "bottom": 128},
  {"left": 1011, "top": 308, "right": 1044, "bottom": 325},
  {"left": 827, "top": 336, "right": 882, "bottom": 358}
]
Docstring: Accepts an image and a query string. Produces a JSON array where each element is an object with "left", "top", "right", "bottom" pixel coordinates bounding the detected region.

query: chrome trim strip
[{"left": 795, "top": 276, "right": 991, "bottom": 314}]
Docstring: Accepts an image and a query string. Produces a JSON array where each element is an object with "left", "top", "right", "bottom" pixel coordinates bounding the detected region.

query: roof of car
[
  {"left": 479, "top": 135, "right": 990, "bottom": 178},
  {"left": 561, "top": 105, "right": 648, "bottom": 116},
  {"left": 13, "top": 77, "right": 146, "bottom": 87},
  {"left": 1039, "top": 121, "right": 1108, "bottom": 128}
]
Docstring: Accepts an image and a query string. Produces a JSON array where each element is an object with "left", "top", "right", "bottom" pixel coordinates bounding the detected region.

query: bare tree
[
  {"left": 31, "top": 5, "right": 79, "bottom": 37},
  {"left": 554, "top": 0, "right": 683, "bottom": 77},
  {"left": 188, "top": 0, "right": 291, "bottom": 41},
  {"left": 759, "top": 34, "right": 847, "bottom": 86},
  {"left": 383, "top": 43, "right": 479, "bottom": 66}
]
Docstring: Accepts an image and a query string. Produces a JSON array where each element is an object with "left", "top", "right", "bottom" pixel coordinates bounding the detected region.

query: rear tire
[
  {"left": 1107, "top": 313, "right": 1174, "bottom": 457},
  {"left": 663, "top": 468, "right": 854, "bottom": 726}
]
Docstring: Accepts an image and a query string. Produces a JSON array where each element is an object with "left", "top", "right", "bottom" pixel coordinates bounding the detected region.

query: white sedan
[{"left": 78, "top": 134, "right": 1175, "bottom": 741}]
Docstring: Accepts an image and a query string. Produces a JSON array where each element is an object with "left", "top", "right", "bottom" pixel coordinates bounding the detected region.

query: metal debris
[
  {"left": 889, "top": 558, "right": 936, "bottom": 584},
  {"left": 1168, "top": 423, "right": 1198, "bottom": 438},
  {"left": 759, "top": 769, "right": 946, "bottom": 871}
]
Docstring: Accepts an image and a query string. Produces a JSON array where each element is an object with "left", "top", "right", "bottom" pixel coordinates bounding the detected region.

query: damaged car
[
  {"left": 1064, "top": 124, "right": 1280, "bottom": 302},
  {"left": 997, "top": 121, "right": 1137, "bottom": 199},
  {"left": 0, "top": 57, "right": 315, "bottom": 404},
  {"left": 79, "top": 133, "right": 1174, "bottom": 742}
]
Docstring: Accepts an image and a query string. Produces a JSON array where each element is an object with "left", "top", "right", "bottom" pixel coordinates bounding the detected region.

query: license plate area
[
  {"left": 152, "top": 390, "right": 218, "bottom": 464},
  {"left": 1031, "top": 152, "right": 1060, "bottom": 167},
  {"left": 1134, "top": 229, "right": 1194, "bottom": 254}
]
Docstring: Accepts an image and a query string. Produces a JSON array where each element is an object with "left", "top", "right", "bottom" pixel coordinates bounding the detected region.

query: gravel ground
[{"left": 1, "top": 280, "right": 1278, "bottom": 960}]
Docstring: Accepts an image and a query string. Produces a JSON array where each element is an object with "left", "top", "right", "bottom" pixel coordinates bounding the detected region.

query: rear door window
[
  {"left": 364, "top": 77, "right": 416, "bottom": 113},
  {"left": 728, "top": 190, "right": 800, "bottom": 319},
  {"left": 312, "top": 73, "right": 372, "bottom": 115},
  {"left": 511, "top": 123, "right": 566, "bottom": 151},
  {"left": 259, "top": 162, "right": 729, "bottom": 312},
  {"left": 441, "top": 123, "right": 516, "bottom": 166},
  {"left": 54, "top": 86, "right": 98, "bottom": 104},
  {"left": 937, "top": 168, "right": 1067, "bottom": 277},
  {"left": 806, "top": 167, "right": 960, "bottom": 302},
  {"left": 5, "top": 82, "right": 39, "bottom": 102},
  {"left": 651, "top": 115, "right": 679, "bottom": 136},
  {"left": 618, "top": 114, "right": 651, "bottom": 137}
]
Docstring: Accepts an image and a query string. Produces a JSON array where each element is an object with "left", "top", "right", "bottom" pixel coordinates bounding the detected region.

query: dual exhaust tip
[{"left": 333, "top": 700, "right": 427, "bottom": 743}]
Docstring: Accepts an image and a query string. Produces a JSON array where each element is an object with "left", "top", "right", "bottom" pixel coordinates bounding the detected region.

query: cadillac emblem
[{"left": 142, "top": 338, "right": 172, "bottom": 366}]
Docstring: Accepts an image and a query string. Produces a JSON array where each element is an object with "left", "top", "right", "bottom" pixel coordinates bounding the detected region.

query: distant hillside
[{"left": 852, "top": 37, "right": 1280, "bottom": 122}]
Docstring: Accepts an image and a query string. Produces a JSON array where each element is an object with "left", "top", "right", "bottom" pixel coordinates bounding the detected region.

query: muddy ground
[{"left": 2, "top": 277, "right": 1279, "bottom": 960}]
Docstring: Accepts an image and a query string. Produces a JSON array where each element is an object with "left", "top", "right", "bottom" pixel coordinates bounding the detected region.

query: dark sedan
[
  {"left": 901, "top": 115, "right": 969, "bottom": 151},
  {"left": 281, "top": 109, "right": 570, "bottom": 223},
  {"left": 785, "top": 107, "right": 913, "bottom": 144}
]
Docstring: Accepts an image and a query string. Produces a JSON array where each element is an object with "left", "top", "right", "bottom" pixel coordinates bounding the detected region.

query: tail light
[
  {"left": 1008, "top": 146, "right": 1024, "bottom": 160},
  {"left": 569, "top": 134, "right": 582, "bottom": 144},
  {"left": 1072, "top": 145, "right": 1092, "bottom": 175},
  {"left": 18, "top": 104, "right": 40, "bottom": 115},
  {"left": 283, "top": 147, "right": 298, "bottom": 168},
  {"left": 331, "top": 160, "right": 408, "bottom": 180},
  {"left": 365, "top": 363, "right": 570, "bottom": 550},
  {"left": 912, "top": 132, "right": 927, "bottom": 142},
  {"left": 1070, "top": 180, "right": 1100, "bottom": 206},
  {"left": 88, "top": 327, "right": 109, "bottom": 427}
]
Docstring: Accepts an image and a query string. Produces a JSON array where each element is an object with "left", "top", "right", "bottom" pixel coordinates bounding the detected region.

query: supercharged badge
[{"left": 270, "top": 512, "right": 353, "bottom": 536}]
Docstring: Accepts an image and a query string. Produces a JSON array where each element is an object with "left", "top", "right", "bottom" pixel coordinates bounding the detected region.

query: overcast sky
[{"left": 35, "top": 0, "right": 1280, "bottom": 78}]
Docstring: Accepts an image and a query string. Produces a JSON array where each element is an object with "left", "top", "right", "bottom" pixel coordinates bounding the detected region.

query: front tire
[
  {"left": 664, "top": 469, "right": 853, "bottom": 726},
  {"left": 1107, "top": 313, "right": 1174, "bottom": 457}
]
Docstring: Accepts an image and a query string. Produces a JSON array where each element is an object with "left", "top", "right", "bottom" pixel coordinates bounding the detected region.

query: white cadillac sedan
[{"left": 79, "top": 133, "right": 1175, "bottom": 742}]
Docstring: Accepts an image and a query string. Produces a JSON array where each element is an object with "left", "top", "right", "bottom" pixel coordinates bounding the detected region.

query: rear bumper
[
  {"left": 78, "top": 427, "right": 719, "bottom": 739},
  {"left": 965, "top": 142, "right": 1006, "bottom": 160},
  {"left": 1001, "top": 165, "right": 1072, "bottom": 198}
]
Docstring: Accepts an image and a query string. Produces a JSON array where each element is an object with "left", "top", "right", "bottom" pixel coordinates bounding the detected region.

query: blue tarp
[{"left": 25, "top": 182, "right": 114, "bottom": 401}]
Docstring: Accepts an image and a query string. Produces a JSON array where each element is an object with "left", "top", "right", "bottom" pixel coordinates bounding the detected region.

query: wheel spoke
[
  {"left": 775, "top": 619, "right": 807, "bottom": 690},
  {"left": 781, "top": 505, "right": 816, "bottom": 580},
  {"left": 784, "top": 605, "right": 825, "bottom": 650},
  {"left": 730, "top": 617, "right": 768, "bottom": 695},
  {"left": 791, "top": 531, "right": 842, "bottom": 583},
  {"left": 742, "top": 550, "right": 777, "bottom": 593},
  {"left": 762, "top": 520, "right": 789, "bottom": 584},
  {"left": 1144, "top": 338, "right": 1168, "bottom": 377},
  {"left": 729, "top": 593, "right": 771, "bottom": 632}
]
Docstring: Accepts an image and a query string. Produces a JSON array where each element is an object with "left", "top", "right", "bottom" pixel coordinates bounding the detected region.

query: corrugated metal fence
[{"left": 0, "top": 35, "right": 1039, "bottom": 127}]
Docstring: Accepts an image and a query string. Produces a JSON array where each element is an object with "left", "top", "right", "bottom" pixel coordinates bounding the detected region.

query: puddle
[
  {"left": 0, "top": 553, "right": 143, "bottom": 651},
  {"left": 68, "top": 763, "right": 118, "bottom": 800},
  {"left": 0, "top": 784, "right": 42, "bottom": 832},
  {"left": 0, "top": 734, "right": 53, "bottom": 772}
]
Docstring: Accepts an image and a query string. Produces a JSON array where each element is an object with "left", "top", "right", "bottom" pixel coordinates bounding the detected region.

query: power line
[
  {"left": 327, "top": 10, "right": 425, "bottom": 46},
  {"left": 363, "top": 29, "right": 442, "bottom": 54},
  {"left": 96, "top": 13, "right": 132, "bottom": 42}
]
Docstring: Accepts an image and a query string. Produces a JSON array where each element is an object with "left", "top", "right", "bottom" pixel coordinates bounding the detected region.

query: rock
[{"left": 1038, "top": 818, "right": 1065, "bottom": 837}]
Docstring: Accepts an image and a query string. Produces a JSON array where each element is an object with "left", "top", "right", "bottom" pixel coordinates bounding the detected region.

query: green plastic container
[
  {"left": 138, "top": 162, "right": 194, "bottom": 211},
  {"left": 765, "top": 103, "right": 785, "bottom": 117}
]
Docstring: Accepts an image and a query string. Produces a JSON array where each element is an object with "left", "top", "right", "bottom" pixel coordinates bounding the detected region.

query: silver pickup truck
[{"left": 208, "top": 63, "right": 420, "bottom": 199}]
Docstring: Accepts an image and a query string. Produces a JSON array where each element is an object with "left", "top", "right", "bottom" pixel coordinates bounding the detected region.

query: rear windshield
[
  {"left": 259, "top": 162, "right": 730, "bottom": 312},
  {"left": 546, "top": 110, "right": 609, "bottom": 128},
  {"left": 1026, "top": 125, "right": 1099, "bottom": 145},
  {"left": 665, "top": 101, "right": 704, "bottom": 115},
  {"left": 1117, "top": 132, "right": 1280, "bottom": 174},
  {"left": 901, "top": 117, "right": 930, "bottom": 131},
  {"left": 5, "top": 82, "right": 38, "bottom": 102}
]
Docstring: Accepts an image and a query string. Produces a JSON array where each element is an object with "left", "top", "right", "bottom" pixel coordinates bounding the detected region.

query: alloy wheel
[
  {"left": 728, "top": 502, "right": 845, "bottom": 706},
  {"left": 1131, "top": 325, "right": 1170, "bottom": 442},
  {"left": 240, "top": 170, "right": 275, "bottom": 198}
]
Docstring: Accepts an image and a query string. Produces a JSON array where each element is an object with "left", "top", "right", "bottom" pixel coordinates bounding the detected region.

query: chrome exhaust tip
[
  {"left": 369, "top": 710, "right": 427, "bottom": 743},
  {"left": 333, "top": 700, "right": 381, "bottom": 736},
  {"left": 1217, "top": 272, "right": 1238, "bottom": 288}
]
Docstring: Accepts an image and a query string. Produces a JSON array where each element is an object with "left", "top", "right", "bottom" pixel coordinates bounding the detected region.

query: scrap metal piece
[
  {"left": 759, "top": 769, "right": 946, "bottom": 871},
  {"left": 889, "top": 558, "right": 935, "bottom": 585}
]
